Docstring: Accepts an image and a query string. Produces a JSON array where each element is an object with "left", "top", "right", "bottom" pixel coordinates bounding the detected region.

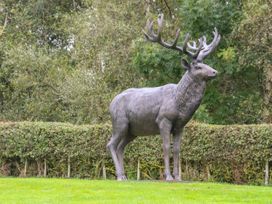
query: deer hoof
[
  {"left": 174, "top": 176, "right": 182, "bottom": 181},
  {"left": 165, "top": 174, "right": 174, "bottom": 181},
  {"left": 117, "top": 175, "right": 127, "bottom": 181}
]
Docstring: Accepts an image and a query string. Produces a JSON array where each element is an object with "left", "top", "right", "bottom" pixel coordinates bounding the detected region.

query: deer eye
[{"left": 195, "top": 66, "right": 202, "bottom": 70}]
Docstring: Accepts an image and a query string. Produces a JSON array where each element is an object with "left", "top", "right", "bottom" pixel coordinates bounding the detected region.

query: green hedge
[{"left": 0, "top": 121, "right": 271, "bottom": 184}]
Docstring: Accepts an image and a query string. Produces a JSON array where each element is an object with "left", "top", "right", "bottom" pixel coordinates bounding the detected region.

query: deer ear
[{"left": 181, "top": 59, "right": 190, "bottom": 70}]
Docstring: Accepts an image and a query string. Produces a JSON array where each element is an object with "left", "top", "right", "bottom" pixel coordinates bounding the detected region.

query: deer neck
[{"left": 175, "top": 72, "right": 206, "bottom": 113}]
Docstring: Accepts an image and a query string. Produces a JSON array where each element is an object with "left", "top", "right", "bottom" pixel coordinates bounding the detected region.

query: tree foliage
[
  {"left": 0, "top": 0, "right": 145, "bottom": 123},
  {"left": 0, "top": 0, "right": 270, "bottom": 124},
  {"left": 232, "top": 0, "right": 272, "bottom": 122}
]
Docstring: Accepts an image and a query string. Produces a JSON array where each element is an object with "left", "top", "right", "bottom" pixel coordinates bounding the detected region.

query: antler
[
  {"left": 195, "top": 28, "right": 221, "bottom": 61},
  {"left": 143, "top": 14, "right": 220, "bottom": 61},
  {"left": 143, "top": 14, "right": 182, "bottom": 52}
]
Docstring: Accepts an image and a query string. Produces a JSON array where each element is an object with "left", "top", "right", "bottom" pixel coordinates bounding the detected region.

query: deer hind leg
[
  {"left": 107, "top": 120, "right": 129, "bottom": 181},
  {"left": 116, "top": 134, "right": 136, "bottom": 180},
  {"left": 173, "top": 128, "right": 183, "bottom": 181}
]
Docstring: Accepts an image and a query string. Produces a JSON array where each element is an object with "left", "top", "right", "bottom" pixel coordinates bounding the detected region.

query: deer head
[{"left": 143, "top": 14, "right": 221, "bottom": 81}]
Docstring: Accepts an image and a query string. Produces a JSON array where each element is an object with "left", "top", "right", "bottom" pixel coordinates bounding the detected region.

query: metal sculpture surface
[{"left": 107, "top": 14, "right": 221, "bottom": 181}]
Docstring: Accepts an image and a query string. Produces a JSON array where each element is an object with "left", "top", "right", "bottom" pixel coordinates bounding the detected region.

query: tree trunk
[
  {"left": 44, "top": 159, "right": 47, "bottom": 177},
  {"left": 102, "top": 160, "right": 106, "bottom": 180},
  {"left": 206, "top": 164, "right": 211, "bottom": 181},
  {"left": 264, "top": 160, "right": 269, "bottom": 185},
  {"left": 37, "top": 161, "right": 42, "bottom": 176},
  {"left": 67, "top": 156, "right": 71, "bottom": 178},
  {"left": 137, "top": 159, "right": 140, "bottom": 180},
  {"left": 263, "top": 64, "right": 272, "bottom": 123},
  {"left": 23, "top": 160, "right": 28, "bottom": 177}
]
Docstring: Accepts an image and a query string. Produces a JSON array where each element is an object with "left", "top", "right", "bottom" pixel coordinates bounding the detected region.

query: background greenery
[
  {"left": 0, "top": 0, "right": 271, "bottom": 125},
  {"left": 0, "top": 121, "right": 271, "bottom": 184}
]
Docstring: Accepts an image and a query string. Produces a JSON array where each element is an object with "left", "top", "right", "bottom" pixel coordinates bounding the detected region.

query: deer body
[
  {"left": 107, "top": 14, "right": 220, "bottom": 181},
  {"left": 110, "top": 71, "right": 206, "bottom": 136}
]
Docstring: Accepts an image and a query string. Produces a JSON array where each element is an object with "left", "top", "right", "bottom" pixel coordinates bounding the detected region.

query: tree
[
  {"left": 233, "top": 0, "right": 272, "bottom": 122},
  {"left": 0, "top": 0, "right": 270, "bottom": 125},
  {"left": 0, "top": 0, "right": 150, "bottom": 123}
]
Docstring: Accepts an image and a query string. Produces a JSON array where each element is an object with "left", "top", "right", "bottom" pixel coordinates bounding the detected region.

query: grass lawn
[{"left": 0, "top": 178, "right": 271, "bottom": 204}]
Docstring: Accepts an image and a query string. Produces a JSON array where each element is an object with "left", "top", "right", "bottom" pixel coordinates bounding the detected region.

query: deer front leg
[
  {"left": 173, "top": 128, "right": 183, "bottom": 181},
  {"left": 159, "top": 118, "right": 173, "bottom": 181}
]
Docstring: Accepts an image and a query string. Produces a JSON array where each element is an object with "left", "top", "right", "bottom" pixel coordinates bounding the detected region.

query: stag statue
[{"left": 107, "top": 14, "right": 221, "bottom": 181}]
